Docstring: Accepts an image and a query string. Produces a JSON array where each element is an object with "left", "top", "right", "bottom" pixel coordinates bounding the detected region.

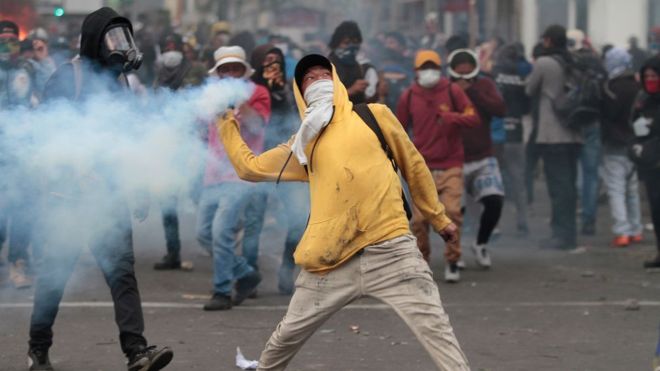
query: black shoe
[
  {"left": 539, "top": 238, "right": 576, "bottom": 250},
  {"left": 127, "top": 345, "right": 173, "bottom": 371},
  {"left": 203, "top": 293, "right": 232, "bottom": 311},
  {"left": 233, "top": 270, "right": 262, "bottom": 306},
  {"left": 643, "top": 256, "right": 660, "bottom": 270},
  {"left": 581, "top": 223, "right": 596, "bottom": 236},
  {"left": 153, "top": 254, "right": 181, "bottom": 270},
  {"left": 28, "top": 348, "right": 53, "bottom": 371}
]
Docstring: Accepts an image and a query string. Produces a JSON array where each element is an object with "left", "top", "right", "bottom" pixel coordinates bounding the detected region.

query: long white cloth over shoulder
[{"left": 291, "top": 79, "right": 334, "bottom": 165}]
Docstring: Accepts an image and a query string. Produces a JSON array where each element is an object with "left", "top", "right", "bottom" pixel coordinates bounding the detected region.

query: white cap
[{"left": 208, "top": 45, "right": 254, "bottom": 78}]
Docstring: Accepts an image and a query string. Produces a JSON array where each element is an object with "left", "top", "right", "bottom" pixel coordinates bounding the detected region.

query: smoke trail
[{"left": 0, "top": 75, "right": 254, "bottom": 253}]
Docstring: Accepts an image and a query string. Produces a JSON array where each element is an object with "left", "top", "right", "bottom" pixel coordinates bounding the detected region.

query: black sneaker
[
  {"left": 233, "top": 270, "right": 262, "bottom": 306},
  {"left": 643, "top": 256, "right": 660, "bottom": 270},
  {"left": 153, "top": 254, "right": 181, "bottom": 270},
  {"left": 203, "top": 293, "right": 232, "bottom": 311},
  {"left": 581, "top": 223, "right": 596, "bottom": 236},
  {"left": 539, "top": 237, "right": 577, "bottom": 251},
  {"left": 127, "top": 345, "right": 173, "bottom": 371},
  {"left": 28, "top": 348, "right": 53, "bottom": 371}
]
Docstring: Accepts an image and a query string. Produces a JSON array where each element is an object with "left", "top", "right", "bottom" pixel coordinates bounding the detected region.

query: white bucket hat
[{"left": 208, "top": 45, "right": 254, "bottom": 78}]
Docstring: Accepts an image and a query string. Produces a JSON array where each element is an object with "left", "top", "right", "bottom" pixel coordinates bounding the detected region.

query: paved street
[{"left": 1, "top": 184, "right": 659, "bottom": 371}]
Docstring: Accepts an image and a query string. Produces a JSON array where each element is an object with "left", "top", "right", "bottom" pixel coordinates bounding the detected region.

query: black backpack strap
[{"left": 353, "top": 103, "right": 413, "bottom": 220}]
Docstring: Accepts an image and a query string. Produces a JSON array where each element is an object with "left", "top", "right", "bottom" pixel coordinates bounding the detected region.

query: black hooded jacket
[
  {"left": 631, "top": 56, "right": 660, "bottom": 172},
  {"left": 43, "top": 7, "right": 131, "bottom": 102},
  {"left": 251, "top": 44, "right": 290, "bottom": 114}
]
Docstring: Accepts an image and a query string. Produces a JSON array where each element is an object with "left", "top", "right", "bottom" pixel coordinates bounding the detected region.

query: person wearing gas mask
[
  {"left": 198, "top": 45, "right": 270, "bottom": 310},
  {"left": 251, "top": 44, "right": 310, "bottom": 294},
  {"left": 27, "top": 8, "right": 173, "bottom": 371},
  {"left": 327, "top": 21, "right": 378, "bottom": 104},
  {"left": 0, "top": 20, "right": 37, "bottom": 290},
  {"left": 447, "top": 48, "right": 507, "bottom": 271},
  {"left": 151, "top": 32, "right": 205, "bottom": 271},
  {"left": 217, "top": 53, "right": 469, "bottom": 370},
  {"left": 396, "top": 50, "right": 480, "bottom": 282}
]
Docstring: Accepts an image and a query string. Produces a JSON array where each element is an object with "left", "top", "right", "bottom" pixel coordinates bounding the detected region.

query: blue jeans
[
  {"left": 602, "top": 154, "right": 642, "bottom": 236},
  {"left": 579, "top": 124, "right": 602, "bottom": 227},
  {"left": 196, "top": 183, "right": 255, "bottom": 296},
  {"left": 275, "top": 182, "right": 310, "bottom": 272},
  {"left": 242, "top": 185, "right": 267, "bottom": 270}
]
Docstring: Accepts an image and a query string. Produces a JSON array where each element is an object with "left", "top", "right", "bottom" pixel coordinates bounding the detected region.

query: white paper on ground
[{"left": 236, "top": 347, "right": 259, "bottom": 370}]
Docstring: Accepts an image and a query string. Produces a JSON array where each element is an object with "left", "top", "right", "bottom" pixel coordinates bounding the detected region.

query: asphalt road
[{"left": 1, "top": 185, "right": 659, "bottom": 371}]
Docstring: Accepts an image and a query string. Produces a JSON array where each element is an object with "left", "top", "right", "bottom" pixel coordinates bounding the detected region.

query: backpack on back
[
  {"left": 353, "top": 103, "right": 413, "bottom": 220},
  {"left": 551, "top": 53, "right": 605, "bottom": 130}
]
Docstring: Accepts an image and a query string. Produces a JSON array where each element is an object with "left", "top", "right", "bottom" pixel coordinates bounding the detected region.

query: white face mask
[
  {"left": 161, "top": 50, "right": 183, "bottom": 68},
  {"left": 418, "top": 69, "right": 441, "bottom": 88},
  {"left": 303, "top": 79, "right": 334, "bottom": 106},
  {"left": 292, "top": 78, "right": 335, "bottom": 165}
]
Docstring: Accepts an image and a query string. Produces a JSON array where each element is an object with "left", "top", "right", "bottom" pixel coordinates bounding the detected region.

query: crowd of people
[{"left": 2, "top": 6, "right": 660, "bottom": 370}]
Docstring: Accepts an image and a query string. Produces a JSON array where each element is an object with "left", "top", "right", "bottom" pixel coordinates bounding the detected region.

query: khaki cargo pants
[
  {"left": 412, "top": 167, "right": 464, "bottom": 263},
  {"left": 257, "top": 234, "right": 470, "bottom": 371}
]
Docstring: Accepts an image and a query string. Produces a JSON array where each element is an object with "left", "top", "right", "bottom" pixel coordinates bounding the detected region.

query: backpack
[
  {"left": 353, "top": 103, "right": 413, "bottom": 220},
  {"left": 551, "top": 54, "right": 605, "bottom": 130}
]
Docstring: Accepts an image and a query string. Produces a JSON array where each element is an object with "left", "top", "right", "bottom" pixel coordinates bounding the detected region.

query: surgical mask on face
[
  {"left": 161, "top": 50, "right": 183, "bottom": 68},
  {"left": 303, "top": 79, "right": 334, "bottom": 106},
  {"left": 645, "top": 78, "right": 660, "bottom": 94},
  {"left": 335, "top": 44, "right": 359, "bottom": 63},
  {"left": 418, "top": 69, "right": 441, "bottom": 88}
]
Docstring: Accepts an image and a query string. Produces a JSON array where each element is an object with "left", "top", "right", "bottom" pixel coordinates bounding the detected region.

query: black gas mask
[{"left": 100, "top": 25, "right": 143, "bottom": 72}]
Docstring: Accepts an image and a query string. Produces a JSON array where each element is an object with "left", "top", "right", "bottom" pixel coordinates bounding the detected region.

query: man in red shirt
[
  {"left": 197, "top": 46, "right": 271, "bottom": 310},
  {"left": 396, "top": 50, "right": 480, "bottom": 282}
]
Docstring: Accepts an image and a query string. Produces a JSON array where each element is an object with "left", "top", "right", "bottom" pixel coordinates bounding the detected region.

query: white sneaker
[
  {"left": 471, "top": 243, "right": 491, "bottom": 269},
  {"left": 444, "top": 263, "right": 460, "bottom": 283},
  {"left": 456, "top": 259, "right": 466, "bottom": 270}
]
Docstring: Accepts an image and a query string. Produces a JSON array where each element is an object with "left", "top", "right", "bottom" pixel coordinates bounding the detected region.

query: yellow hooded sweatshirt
[{"left": 219, "top": 64, "right": 453, "bottom": 273}]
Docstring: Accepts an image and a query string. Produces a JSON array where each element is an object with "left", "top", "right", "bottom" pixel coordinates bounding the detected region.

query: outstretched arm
[
  {"left": 218, "top": 111, "right": 308, "bottom": 182},
  {"left": 369, "top": 104, "right": 454, "bottom": 234}
]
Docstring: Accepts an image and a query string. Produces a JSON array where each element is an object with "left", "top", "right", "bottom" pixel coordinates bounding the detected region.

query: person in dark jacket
[
  {"left": 0, "top": 20, "right": 37, "bottom": 290},
  {"left": 327, "top": 21, "right": 378, "bottom": 104},
  {"left": 448, "top": 48, "right": 507, "bottom": 270},
  {"left": 492, "top": 42, "right": 532, "bottom": 236},
  {"left": 631, "top": 56, "right": 660, "bottom": 269},
  {"left": 567, "top": 29, "right": 608, "bottom": 236},
  {"left": 27, "top": 8, "right": 173, "bottom": 371},
  {"left": 601, "top": 47, "right": 643, "bottom": 247},
  {"left": 151, "top": 32, "right": 204, "bottom": 271},
  {"left": 250, "top": 44, "right": 309, "bottom": 294}
]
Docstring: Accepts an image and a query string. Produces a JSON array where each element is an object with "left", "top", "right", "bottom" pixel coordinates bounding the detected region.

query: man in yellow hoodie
[{"left": 218, "top": 54, "right": 469, "bottom": 370}]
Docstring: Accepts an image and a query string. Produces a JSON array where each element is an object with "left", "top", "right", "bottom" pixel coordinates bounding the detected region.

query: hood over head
[
  {"left": 80, "top": 7, "right": 132, "bottom": 62},
  {"left": 604, "top": 47, "right": 632, "bottom": 79},
  {"left": 292, "top": 54, "right": 351, "bottom": 120},
  {"left": 640, "top": 55, "right": 660, "bottom": 96},
  {"left": 251, "top": 43, "right": 286, "bottom": 86}
]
